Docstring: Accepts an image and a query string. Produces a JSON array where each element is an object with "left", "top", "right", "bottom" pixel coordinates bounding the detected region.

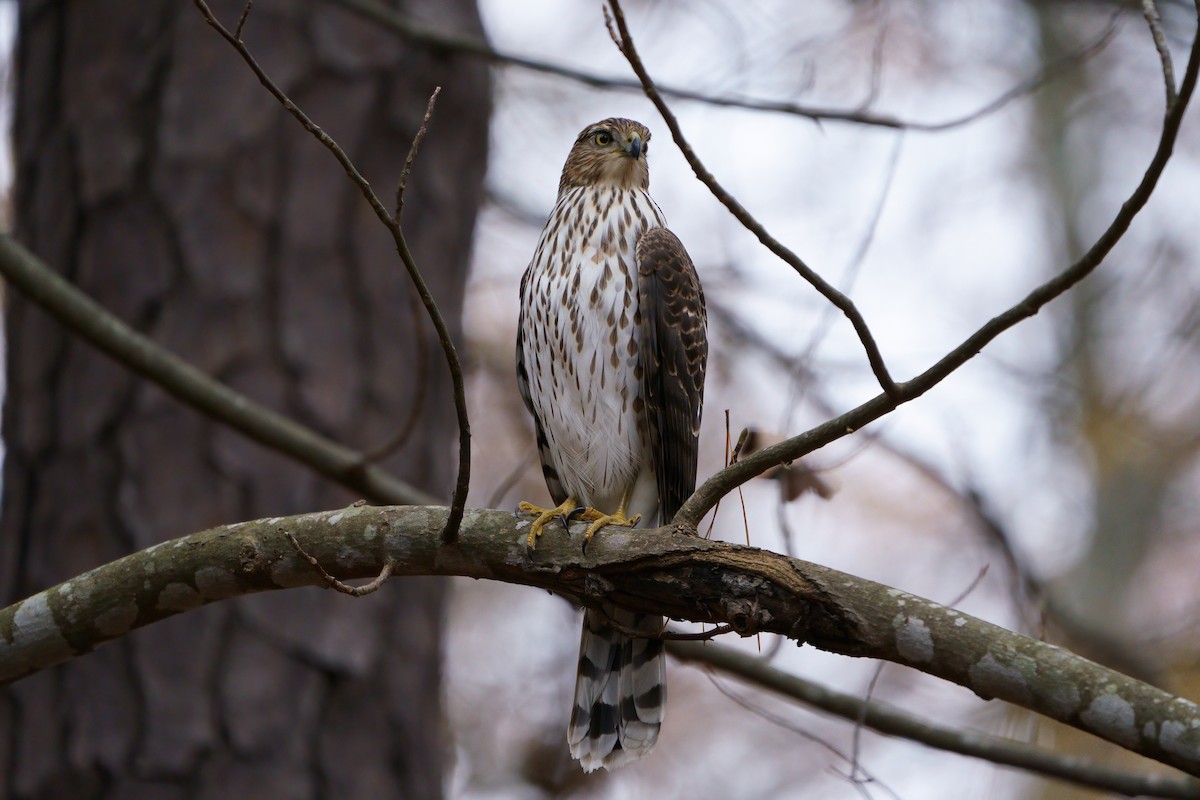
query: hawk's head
[{"left": 558, "top": 118, "right": 651, "bottom": 194}]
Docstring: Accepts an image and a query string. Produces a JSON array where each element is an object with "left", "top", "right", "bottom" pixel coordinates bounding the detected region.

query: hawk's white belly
[{"left": 522, "top": 186, "right": 667, "bottom": 516}]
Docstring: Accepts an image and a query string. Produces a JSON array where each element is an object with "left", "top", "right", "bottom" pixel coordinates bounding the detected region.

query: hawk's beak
[{"left": 625, "top": 135, "right": 643, "bottom": 160}]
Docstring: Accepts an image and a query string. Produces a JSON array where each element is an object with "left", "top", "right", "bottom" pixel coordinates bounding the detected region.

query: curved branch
[
  {"left": 604, "top": 0, "right": 900, "bottom": 398},
  {"left": 0, "top": 234, "right": 434, "bottom": 507},
  {"left": 194, "top": 0, "right": 471, "bottom": 544},
  {"left": 327, "top": 0, "right": 1115, "bottom": 133},
  {"left": 673, "top": 0, "right": 1200, "bottom": 526},
  {"left": 672, "top": 641, "right": 1200, "bottom": 799},
  {"left": 1143, "top": 0, "right": 1179, "bottom": 106},
  {"left": 1, "top": 505, "right": 1198, "bottom": 780}
]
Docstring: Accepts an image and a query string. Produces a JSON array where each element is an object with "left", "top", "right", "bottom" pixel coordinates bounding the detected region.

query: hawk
[{"left": 516, "top": 118, "right": 708, "bottom": 771}]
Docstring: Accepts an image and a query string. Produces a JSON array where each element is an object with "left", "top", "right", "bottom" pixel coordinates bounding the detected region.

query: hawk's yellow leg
[
  {"left": 580, "top": 487, "right": 641, "bottom": 553},
  {"left": 519, "top": 492, "right": 642, "bottom": 555}
]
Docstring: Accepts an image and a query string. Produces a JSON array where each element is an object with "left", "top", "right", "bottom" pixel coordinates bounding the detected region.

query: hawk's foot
[
  {"left": 581, "top": 509, "right": 641, "bottom": 554},
  {"left": 519, "top": 498, "right": 596, "bottom": 557}
]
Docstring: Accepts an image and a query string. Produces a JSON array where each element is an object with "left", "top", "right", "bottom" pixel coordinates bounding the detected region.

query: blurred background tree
[{"left": 0, "top": 1, "right": 488, "bottom": 797}]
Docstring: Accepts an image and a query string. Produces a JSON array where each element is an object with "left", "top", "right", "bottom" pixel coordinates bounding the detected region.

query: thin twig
[
  {"left": 857, "top": 8, "right": 891, "bottom": 113},
  {"left": 670, "top": 641, "right": 1200, "bottom": 799},
  {"left": 702, "top": 669, "right": 903, "bottom": 799},
  {"left": 659, "top": 624, "right": 736, "bottom": 641},
  {"left": 672, "top": 1, "right": 1200, "bottom": 527},
  {"left": 800, "top": 131, "right": 905, "bottom": 364},
  {"left": 849, "top": 564, "right": 991, "bottom": 782},
  {"left": 605, "top": 0, "right": 900, "bottom": 400},
  {"left": 360, "top": 285, "right": 430, "bottom": 463},
  {"left": 718, "top": 304, "right": 1165, "bottom": 678},
  {"left": 702, "top": 411, "right": 734, "bottom": 540},
  {"left": 485, "top": 448, "right": 538, "bottom": 510},
  {"left": 914, "top": 13, "right": 1120, "bottom": 134},
  {"left": 234, "top": 0, "right": 253, "bottom": 40},
  {"left": 363, "top": 87, "right": 442, "bottom": 465},
  {"left": 947, "top": 564, "right": 991, "bottom": 609},
  {"left": 396, "top": 86, "right": 441, "bottom": 219},
  {"left": 850, "top": 662, "right": 888, "bottom": 787},
  {"left": 325, "top": 0, "right": 1114, "bottom": 134},
  {"left": 193, "top": 0, "right": 471, "bottom": 544},
  {"left": 592, "top": 604, "right": 736, "bottom": 641},
  {"left": 1144, "top": 0, "right": 1178, "bottom": 107},
  {"left": 0, "top": 236, "right": 435, "bottom": 506},
  {"left": 284, "top": 529, "right": 394, "bottom": 596}
]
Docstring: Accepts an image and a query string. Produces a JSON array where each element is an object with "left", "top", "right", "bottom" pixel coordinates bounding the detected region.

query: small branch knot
[
  {"left": 238, "top": 542, "right": 260, "bottom": 574},
  {"left": 583, "top": 572, "right": 616, "bottom": 601},
  {"left": 723, "top": 598, "right": 771, "bottom": 637},
  {"left": 672, "top": 521, "right": 699, "bottom": 537}
]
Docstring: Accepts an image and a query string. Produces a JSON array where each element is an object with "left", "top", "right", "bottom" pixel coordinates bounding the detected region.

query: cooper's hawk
[{"left": 516, "top": 118, "right": 708, "bottom": 771}]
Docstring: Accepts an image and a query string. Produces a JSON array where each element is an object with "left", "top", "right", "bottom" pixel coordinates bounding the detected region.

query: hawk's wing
[
  {"left": 516, "top": 268, "right": 569, "bottom": 507},
  {"left": 636, "top": 227, "right": 708, "bottom": 521}
]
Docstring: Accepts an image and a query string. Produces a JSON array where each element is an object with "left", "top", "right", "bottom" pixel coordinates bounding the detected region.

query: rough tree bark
[{"left": 0, "top": 1, "right": 489, "bottom": 797}]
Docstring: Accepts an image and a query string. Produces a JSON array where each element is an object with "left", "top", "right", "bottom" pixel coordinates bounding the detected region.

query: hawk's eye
[{"left": 594, "top": 131, "right": 613, "bottom": 146}]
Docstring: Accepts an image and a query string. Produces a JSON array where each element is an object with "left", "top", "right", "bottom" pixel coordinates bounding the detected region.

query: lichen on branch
[{"left": 1, "top": 503, "right": 1197, "bottom": 779}]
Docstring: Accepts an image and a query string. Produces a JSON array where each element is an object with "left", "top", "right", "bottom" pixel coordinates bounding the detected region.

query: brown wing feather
[{"left": 636, "top": 227, "right": 707, "bottom": 521}]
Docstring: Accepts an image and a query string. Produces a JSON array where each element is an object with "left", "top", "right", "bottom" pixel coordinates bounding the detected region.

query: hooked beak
[{"left": 624, "top": 134, "right": 643, "bottom": 160}]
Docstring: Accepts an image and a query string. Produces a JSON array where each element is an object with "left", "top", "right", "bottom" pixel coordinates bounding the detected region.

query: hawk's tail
[{"left": 567, "top": 606, "right": 665, "bottom": 772}]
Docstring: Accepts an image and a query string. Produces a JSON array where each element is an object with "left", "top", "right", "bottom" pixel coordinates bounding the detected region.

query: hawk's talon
[
  {"left": 519, "top": 498, "right": 603, "bottom": 556},
  {"left": 580, "top": 510, "right": 641, "bottom": 555},
  {"left": 559, "top": 504, "right": 591, "bottom": 530}
]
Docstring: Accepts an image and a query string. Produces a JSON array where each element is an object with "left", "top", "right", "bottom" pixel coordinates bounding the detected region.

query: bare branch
[
  {"left": 673, "top": 641, "right": 1200, "bottom": 799},
  {"left": 1144, "top": 0, "right": 1179, "bottom": 106},
  {"left": 285, "top": 528, "right": 394, "bottom": 597},
  {"left": 2, "top": 505, "right": 1199, "bottom": 781},
  {"left": 673, "top": 0, "right": 1200, "bottom": 527},
  {"left": 193, "top": 0, "right": 471, "bottom": 544},
  {"left": 0, "top": 234, "right": 434, "bottom": 507},
  {"left": 325, "top": 0, "right": 1114, "bottom": 134},
  {"left": 362, "top": 86, "right": 443, "bottom": 465},
  {"left": 590, "top": 606, "right": 737, "bottom": 641},
  {"left": 712, "top": 299, "right": 1174, "bottom": 681},
  {"left": 396, "top": 86, "right": 441, "bottom": 219},
  {"left": 604, "top": 0, "right": 901, "bottom": 400},
  {"left": 799, "top": 130, "right": 905, "bottom": 363},
  {"left": 919, "top": 13, "right": 1120, "bottom": 133},
  {"left": 234, "top": 0, "right": 252, "bottom": 40},
  {"left": 359, "top": 283, "right": 431, "bottom": 464}
]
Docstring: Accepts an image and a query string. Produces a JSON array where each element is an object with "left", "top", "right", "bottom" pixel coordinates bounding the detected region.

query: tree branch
[
  {"left": 0, "top": 234, "right": 434, "bottom": 507},
  {"left": 1, "top": 504, "right": 1197, "bottom": 780},
  {"left": 361, "top": 87, "right": 442, "bottom": 465},
  {"left": 325, "top": 0, "right": 1115, "bottom": 133},
  {"left": 2, "top": 6, "right": 1195, "bottom": 789},
  {"left": 672, "top": 641, "right": 1200, "bottom": 799},
  {"left": 1143, "top": 0, "right": 1179, "bottom": 106},
  {"left": 605, "top": 0, "right": 901, "bottom": 400},
  {"left": 672, "top": 0, "right": 1200, "bottom": 526},
  {"left": 194, "top": 0, "right": 471, "bottom": 544},
  {"left": 6, "top": 239, "right": 1185, "bottom": 797}
]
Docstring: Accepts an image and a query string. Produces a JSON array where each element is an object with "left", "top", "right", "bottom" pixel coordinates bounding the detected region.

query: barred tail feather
[{"left": 568, "top": 607, "right": 666, "bottom": 772}]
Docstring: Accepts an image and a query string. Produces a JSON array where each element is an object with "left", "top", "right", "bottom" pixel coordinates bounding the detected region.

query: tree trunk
[{"left": 0, "top": 1, "right": 489, "bottom": 797}]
